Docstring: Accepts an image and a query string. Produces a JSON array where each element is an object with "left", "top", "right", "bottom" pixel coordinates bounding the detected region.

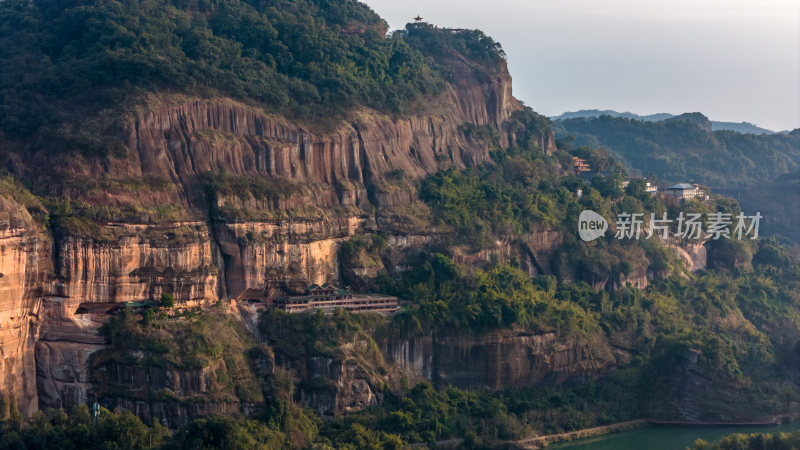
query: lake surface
[{"left": 551, "top": 423, "right": 800, "bottom": 449}]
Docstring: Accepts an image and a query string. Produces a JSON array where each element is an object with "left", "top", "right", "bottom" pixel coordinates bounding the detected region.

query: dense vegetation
[
  {"left": 334, "top": 122, "right": 800, "bottom": 438},
  {"left": 321, "top": 373, "right": 646, "bottom": 447},
  {"left": 0, "top": 405, "right": 169, "bottom": 450},
  {"left": 0, "top": 0, "right": 427, "bottom": 137},
  {"left": 326, "top": 127, "right": 800, "bottom": 442},
  {"left": 397, "top": 22, "right": 506, "bottom": 68},
  {"left": 554, "top": 114, "right": 800, "bottom": 243},
  {"left": 324, "top": 238, "right": 800, "bottom": 445},
  {"left": 694, "top": 430, "right": 800, "bottom": 450},
  {"left": 383, "top": 256, "right": 597, "bottom": 334},
  {"left": 417, "top": 109, "right": 587, "bottom": 245},
  {"left": 0, "top": 0, "right": 509, "bottom": 154},
  {"left": 0, "top": 404, "right": 310, "bottom": 449}
]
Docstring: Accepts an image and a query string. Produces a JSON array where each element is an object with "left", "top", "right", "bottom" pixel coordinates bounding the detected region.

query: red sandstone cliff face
[
  {"left": 0, "top": 60, "right": 568, "bottom": 420},
  {"left": 0, "top": 195, "right": 50, "bottom": 417},
  {"left": 17, "top": 57, "right": 538, "bottom": 300},
  {"left": 47, "top": 60, "right": 527, "bottom": 198},
  {"left": 91, "top": 359, "right": 262, "bottom": 428},
  {"left": 381, "top": 331, "right": 614, "bottom": 390},
  {"left": 215, "top": 218, "right": 367, "bottom": 296},
  {"left": 261, "top": 326, "right": 614, "bottom": 417},
  {"left": 35, "top": 299, "right": 107, "bottom": 411},
  {"left": 54, "top": 223, "right": 219, "bottom": 307}
]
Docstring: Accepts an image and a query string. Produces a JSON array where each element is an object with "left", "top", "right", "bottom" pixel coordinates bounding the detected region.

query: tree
[
  {"left": 160, "top": 293, "right": 175, "bottom": 308},
  {"left": 625, "top": 178, "right": 647, "bottom": 199}
]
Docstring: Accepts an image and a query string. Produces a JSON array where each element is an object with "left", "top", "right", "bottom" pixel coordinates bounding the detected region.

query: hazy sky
[{"left": 363, "top": 0, "right": 800, "bottom": 131}]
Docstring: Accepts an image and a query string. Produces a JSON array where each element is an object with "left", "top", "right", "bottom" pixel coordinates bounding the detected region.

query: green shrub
[{"left": 160, "top": 293, "right": 175, "bottom": 309}]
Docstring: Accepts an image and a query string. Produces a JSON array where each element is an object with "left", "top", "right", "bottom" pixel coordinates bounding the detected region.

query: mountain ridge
[{"left": 551, "top": 109, "right": 781, "bottom": 135}]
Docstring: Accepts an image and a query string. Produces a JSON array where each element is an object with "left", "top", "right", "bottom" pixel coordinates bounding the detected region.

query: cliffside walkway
[{"left": 513, "top": 420, "right": 648, "bottom": 449}]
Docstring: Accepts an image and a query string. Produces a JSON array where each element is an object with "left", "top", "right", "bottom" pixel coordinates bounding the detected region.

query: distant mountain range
[{"left": 551, "top": 109, "right": 783, "bottom": 135}]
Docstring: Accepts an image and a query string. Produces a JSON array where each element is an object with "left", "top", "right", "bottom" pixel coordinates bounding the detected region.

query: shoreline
[
  {"left": 647, "top": 419, "right": 778, "bottom": 426},
  {"left": 512, "top": 417, "right": 787, "bottom": 449},
  {"left": 512, "top": 419, "right": 648, "bottom": 449}
]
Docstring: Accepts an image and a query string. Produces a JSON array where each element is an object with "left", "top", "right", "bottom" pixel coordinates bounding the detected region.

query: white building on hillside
[{"left": 666, "top": 183, "right": 706, "bottom": 200}]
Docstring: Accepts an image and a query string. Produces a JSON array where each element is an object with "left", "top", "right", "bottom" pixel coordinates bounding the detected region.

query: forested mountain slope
[
  {"left": 555, "top": 114, "right": 800, "bottom": 188},
  {"left": 1, "top": 0, "right": 800, "bottom": 448},
  {"left": 556, "top": 115, "right": 800, "bottom": 241}
]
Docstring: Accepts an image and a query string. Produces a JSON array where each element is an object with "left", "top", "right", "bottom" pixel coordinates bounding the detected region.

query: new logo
[{"left": 578, "top": 210, "right": 608, "bottom": 241}]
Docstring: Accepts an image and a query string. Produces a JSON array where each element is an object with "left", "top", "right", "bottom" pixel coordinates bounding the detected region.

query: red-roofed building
[{"left": 573, "top": 157, "right": 591, "bottom": 173}]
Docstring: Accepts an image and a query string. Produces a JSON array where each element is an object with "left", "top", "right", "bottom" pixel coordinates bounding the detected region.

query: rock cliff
[
  {"left": 48, "top": 58, "right": 526, "bottom": 198},
  {"left": 0, "top": 195, "right": 50, "bottom": 417},
  {"left": 15, "top": 56, "right": 542, "bottom": 301},
  {"left": 667, "top": 241, "right": 707, "bottom": 272},
  {"left": 92, "top": 360, "right": 258, "bottom": 428},
  {"left": 54, "top": 223, "right": 219, "bottom": 307},
  {"left": 35, "top": 299, "right": 107, "bottom": 411},
  {"left": 0, "top": 54, "right": 565, "bottom": 421},
  {"left": 267, "top": 326, "right": 613, "bottom": 417},
  {"left": 381, "top": 331, "right": 614, "bottom": 390}
]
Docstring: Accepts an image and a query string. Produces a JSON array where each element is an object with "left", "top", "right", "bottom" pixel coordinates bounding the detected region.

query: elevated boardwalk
[{"left": 273, "top": 284, "right": 399, "bottom": 314}]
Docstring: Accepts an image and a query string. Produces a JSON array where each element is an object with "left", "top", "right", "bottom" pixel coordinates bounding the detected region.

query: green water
[{"left": 551, "top": 423, "right": 800, "bottom": 449}]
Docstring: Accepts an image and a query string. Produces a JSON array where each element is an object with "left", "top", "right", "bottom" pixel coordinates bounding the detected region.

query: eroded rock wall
[
  {"left": 0, "top": 59, "right": 567, "bottom": 422},
  {"left": 48, "top": 61, "right": 529, "bottom": 194},
  {"left": 0, "top": 195, "right": 50, "bottom": 417},
  {"left": 382, "top": 331, "right": 615, "bottom": 390},
  {"left": 216, "top": 217, "right": 368, "bottom": 298},
  {"left": 94, "top": 359, "right": 259, "bottom": 428},
  {"left": 34, "top": 298, "right": 108, "bottom": 411},
  {"left": 55, "top": 223, "right": 219, "bottom": 308}
]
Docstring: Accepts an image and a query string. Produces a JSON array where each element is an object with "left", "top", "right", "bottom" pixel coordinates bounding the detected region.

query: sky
[{"left": 362, "top": 0, "right": 800, "bottom": 132}]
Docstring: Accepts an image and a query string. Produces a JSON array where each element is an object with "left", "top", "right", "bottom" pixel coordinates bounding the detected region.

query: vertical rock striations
[
  {"left": 54, "top": 223, "right": 219, "bottom": 308},
  {"left": 381, "top": 331, "right": 614, "bottom": 390},
  {"left": 0, "top": 195, "right": 50, "bottom": 417},
  {"left": 0, "top": 60, "right": 567, "bottom": 421}
]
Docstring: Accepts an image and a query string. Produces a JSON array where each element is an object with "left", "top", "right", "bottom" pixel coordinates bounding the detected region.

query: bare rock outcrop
[
  {"left": 0, "top": 195, "right": 50, "bottom": 417},
  {"left": 382, "top": 331, "right": 614, "bottom": 389},
  {"left": 54, "top": 223, "right": 219, "bottom": 308},
  {"left": 34, "top": 297, "right": 108, "bottom": 411},
  {"left": 94, "top": 360, "right": 257, "bottom": 428},
  {"left": 45, "top": 59, "right": 528, "bottom": 201},
  {"left": 668, "top": 241, "right": 707, "bottom": 272},
  {"left": 216, "top": 217, "right": 368, "bottom": 298}
]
